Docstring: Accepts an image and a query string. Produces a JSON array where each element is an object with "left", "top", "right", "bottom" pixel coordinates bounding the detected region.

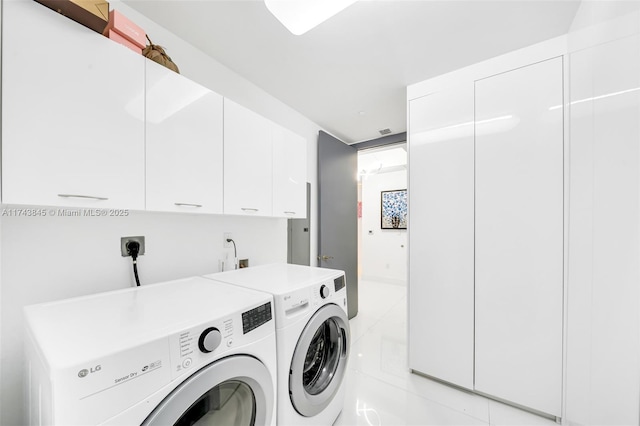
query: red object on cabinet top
[{"left": 102, "top": 9, "right": 146, "bottom": 49}]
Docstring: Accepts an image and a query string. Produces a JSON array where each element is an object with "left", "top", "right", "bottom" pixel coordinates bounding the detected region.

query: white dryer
[
  {"left": 204, "top": 264, "right": 350, "bottom": 426},
  {"left": 24, "top": 276, "right": 277, "bottom": 426}
]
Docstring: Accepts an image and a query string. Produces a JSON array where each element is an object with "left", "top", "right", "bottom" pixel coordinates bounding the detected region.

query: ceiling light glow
[{"left": 264, "top": 0, "right": 358, "bottom": 35}]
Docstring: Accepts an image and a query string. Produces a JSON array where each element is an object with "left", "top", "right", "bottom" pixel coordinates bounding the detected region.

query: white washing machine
[
  {"left": 203, "top": 263, "right": 350, "bottom": 426},
  {"left": 24, "top": 276, "right": 277, "bottom": 426}
]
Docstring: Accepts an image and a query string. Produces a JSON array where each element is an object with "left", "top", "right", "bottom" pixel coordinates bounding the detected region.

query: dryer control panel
[
  {"left": 242, "top": 302, "right": 273, "bottom": 334},
  {"left": 168, "top": 301, "right": 273, "bottom": 380}
]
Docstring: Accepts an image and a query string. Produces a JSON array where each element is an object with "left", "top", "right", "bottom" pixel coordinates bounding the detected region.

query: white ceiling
[{"left": 124, "top": 0, "right": 581, "bottom": 144}]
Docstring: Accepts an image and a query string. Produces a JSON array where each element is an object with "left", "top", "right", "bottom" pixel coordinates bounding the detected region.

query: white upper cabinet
[
  {"left": 272, "top": 125, "right": 307, "bottom": 218},
  {"left": 2, "top": 1, "right": 307, "bottom": 219},
  {"left": 474, "top": 57, "right": 563, "bottom": 417},
  {"left": 145, "top": 60, "right": 223, "bottom": 214},
  {"left": 223, "top": 99, "right": 273, "bottom": 217},
  {"left": 408, "top": 83, "right": 475, "bottom": 390},
  {"left": 2, "top": 0, "right": 145, "bottom": 209}
]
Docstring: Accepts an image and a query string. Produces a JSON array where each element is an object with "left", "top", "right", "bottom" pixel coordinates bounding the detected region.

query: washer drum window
[{"left": 289, "top": 303, "right": 350, "bottom": 417}]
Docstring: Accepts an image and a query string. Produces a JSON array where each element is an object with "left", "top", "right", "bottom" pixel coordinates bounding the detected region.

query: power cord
[
  {"left": 126, "top": 241, "right": 141, "bottom": 286},
  {"left": 226, "top": 238, "right": 238, "bottom": 270}
]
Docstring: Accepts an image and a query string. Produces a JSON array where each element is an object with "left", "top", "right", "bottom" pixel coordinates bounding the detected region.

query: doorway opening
[{"left": 357, "top": 143, "right": 407, "bottom": 286}]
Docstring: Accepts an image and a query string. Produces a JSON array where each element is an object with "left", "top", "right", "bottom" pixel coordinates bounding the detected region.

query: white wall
[
  {"left": 0, "top": 1, "right": 325, "bottom": 424},
  {"left": 360, "top": 170, "right": 407, "bottom": 284},
  {"left": 565, "top": 2, "right": 640, "bottom": 424}
]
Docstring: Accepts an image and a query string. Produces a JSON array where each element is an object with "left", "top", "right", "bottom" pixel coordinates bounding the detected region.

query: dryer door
[
  {"left": 289, "top": 303, "right": 350, "bottom": 417},
  {"left": 142, "top": 355, "right": 273, "bottom": 426}
]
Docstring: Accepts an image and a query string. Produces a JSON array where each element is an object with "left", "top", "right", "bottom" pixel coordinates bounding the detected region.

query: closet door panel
[
  {"left": 408, "top": 83, "right": 475, "bottom": 390},
  {"left": 474, "top": 57, "right": 563, "bottom": 416}
]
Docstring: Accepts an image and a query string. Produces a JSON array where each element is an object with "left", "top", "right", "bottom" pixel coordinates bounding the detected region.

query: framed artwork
[{"left": 381, "top": 189, "right": 407, "bottom": 229}]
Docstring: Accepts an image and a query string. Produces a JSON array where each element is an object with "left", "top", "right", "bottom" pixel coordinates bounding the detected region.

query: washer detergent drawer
[
  {"left": 49, "top": 339, "right": 171, "bottom": 425},
  {"left": 289, "top": 303, "right": 350, "bottom": 417}
]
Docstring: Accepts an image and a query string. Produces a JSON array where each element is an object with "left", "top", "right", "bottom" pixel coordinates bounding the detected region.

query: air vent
[{"left": 379, "top": 128, "right": 392, "bottom": 135}]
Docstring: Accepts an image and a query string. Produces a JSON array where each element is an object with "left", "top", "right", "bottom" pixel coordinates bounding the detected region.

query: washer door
[
  {"left": 289, "top": 303, "right": 350, "bottom": 417},
  {"left": 142, "top": 355, "right": 273, "bottom": 426}
]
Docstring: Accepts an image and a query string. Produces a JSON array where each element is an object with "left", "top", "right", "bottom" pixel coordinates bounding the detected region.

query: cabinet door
[
  {"left": 223, "top": 99, "right": 273, "bottom": 216},
  {"left": 474, "top": 57, "right": 563, "bottom": 416},
  {"left": 566, "top": 34, "right": 640, "bottom": 426},
  {"left": 272, "top": 125, "right": 307, "bottom": 218},
  {"left": 408, "top": 84, "right": 475, "bottom": 390},
  {"left": 146, "top": 61, "right": 223, "bottom": 214},
  {"left": 2, "top": 0, "right": 144, "bottom": 209}
]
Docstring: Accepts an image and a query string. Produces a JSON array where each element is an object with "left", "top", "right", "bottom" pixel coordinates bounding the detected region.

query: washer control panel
[
  {"left": 310, "top": 273, "right": 347, "bottom": 309},
  {"left": 333, "top": 274, "right": 346, "bottom": 292},
  {"left": 279, "top": 273, "right": 348, "bottom": 325},
  {"left": 320, "top": 284, "right": 330, "bottom": 299},
  {"left": 312, "top": 280, "right": 334, "bottom": 306}
]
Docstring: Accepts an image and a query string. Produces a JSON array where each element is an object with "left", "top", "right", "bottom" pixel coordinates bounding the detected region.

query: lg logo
[{"left": 78, "top": 365, "right": 101, "bottom": 378}]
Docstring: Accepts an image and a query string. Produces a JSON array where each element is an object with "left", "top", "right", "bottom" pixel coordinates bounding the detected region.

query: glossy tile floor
[{"left": 334, "top": 280, "right": 558, "bottom": 426}]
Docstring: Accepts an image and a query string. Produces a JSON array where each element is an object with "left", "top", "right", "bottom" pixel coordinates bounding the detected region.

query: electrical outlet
[
  {"left": 121, "top": 236, "right": 145, "bottom": 257},
  {"left": 223, "top": 233, "right": 232, "bottom": 248}
]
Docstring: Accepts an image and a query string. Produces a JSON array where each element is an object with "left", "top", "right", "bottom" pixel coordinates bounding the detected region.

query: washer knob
[
  {"left": 198, "top": 327, "right": 222, "bottom": 353},
  {"left": 320, "top": 285, "right": 330, "bottom": 299}
]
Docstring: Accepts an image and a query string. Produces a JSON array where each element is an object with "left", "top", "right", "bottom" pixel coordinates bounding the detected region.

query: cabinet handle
[
  {"left": 58, "top": 194, "right": 108, "bottom": 201},
  {"left": 241, "top": 208, "right": 259, "bottom": 212},
  {"left": 174, "top": 203, "right": 203, "bottom": 208},
  {"left": 284, "top": 211, "right": 296, "bottom": 215}
]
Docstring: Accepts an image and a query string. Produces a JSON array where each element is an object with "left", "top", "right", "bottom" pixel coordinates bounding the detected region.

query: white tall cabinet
[
  {"left": 566, "top": 31, "right": 640, "bottom": 425},
  {"left": 408, "top": 83, "right": 475, "bottom": 390},
  {"left": 474, "top": 57, "right": 563, "bottom": 417},
  {"left": 408, "top": 53, "right": 564, "bottom": 417},
  {"left": 2, "top": 0, "right": 145, "bottom": 209},
  {"left": 146, "top": 60, "right": 224, "bottom": 214}
]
